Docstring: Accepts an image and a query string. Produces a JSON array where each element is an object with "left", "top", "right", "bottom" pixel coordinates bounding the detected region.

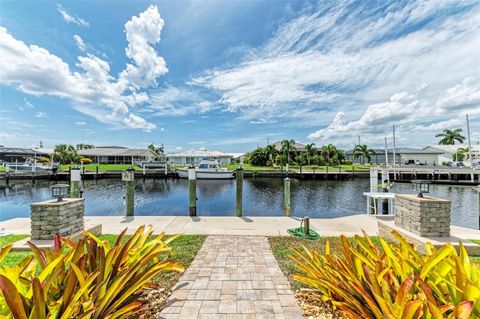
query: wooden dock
[{"left": 0, "top": 166, "right": 478, "bottom": 185}]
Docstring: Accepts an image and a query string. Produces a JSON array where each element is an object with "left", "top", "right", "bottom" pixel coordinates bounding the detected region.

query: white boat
[
  {"left": 176, "top": 159, "right": 235, "bottom": 179},
  {"left": 5, "top": 158, "right": 58, "bottom": 173}
]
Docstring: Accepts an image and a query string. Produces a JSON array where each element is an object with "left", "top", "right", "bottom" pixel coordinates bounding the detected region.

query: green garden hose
[{"left": 287, "top": 219, "right": 320, "bottom": 240}]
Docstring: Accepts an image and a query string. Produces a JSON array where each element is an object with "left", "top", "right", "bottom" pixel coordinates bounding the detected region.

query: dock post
[
  {"left": 188, "top": 166, "right": 196, "bottom": 216},
  {"left": 303, "top": 217, "right": 310, "bottom": 234},
  {"left": 325, "top": 166, "right": 328, "bottom": 179},
  {"left": 5, "top": 166, "right": 10, "bottom": 185},
  {"left": 313, "top": 167, "right": 316, "bottom": 179},
  {"left": 284, "top": 177, "right": 291, "bottom": 217},
  {"left": 95, "top": 165, "right": 99, "bottom": 179},
  {"left": 123, "top": 167, "right": 135, "bottom": 217},
  {"left": 164, "top": 162, "right": 168, "bottom": 178},
  {"left": 352, "top": 165, "right": 355, "bottom": 179},
  {"left": 236, "top": 166, "right": 243, "bottom": 216},
  {"left": 70, "top": 167, "right": 81, "bottom": 198}
]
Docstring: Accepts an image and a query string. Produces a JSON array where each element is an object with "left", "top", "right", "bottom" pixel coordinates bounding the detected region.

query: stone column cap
[
  {"left": 395, "top": 194, "right": 450, "bottom": 204},
  {"left": 31, "top": 198, "right": 85, "bottom": 207}
]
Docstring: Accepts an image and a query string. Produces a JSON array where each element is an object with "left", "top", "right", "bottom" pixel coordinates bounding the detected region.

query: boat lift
[{"left": 364, "top": 167, "right": 396, "bottom": 215}]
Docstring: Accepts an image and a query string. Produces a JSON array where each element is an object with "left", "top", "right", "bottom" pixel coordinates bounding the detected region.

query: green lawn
[
  {"left": 0, "top": 166, "right": 5, "bottom": 171},
  {"left": 59, "top": 164, "right": 143, "bottom": 171},
  {"left": 0, "top": 234, "right": 206, "bottom": 275}
]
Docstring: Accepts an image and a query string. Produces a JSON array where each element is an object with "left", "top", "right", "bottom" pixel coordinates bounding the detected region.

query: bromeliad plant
[
  {"left": 0, "top": 225, "right": 184, "bottom": 319},
  {"left": 290, "top": 230, "right": 480, "bottom": 319}
]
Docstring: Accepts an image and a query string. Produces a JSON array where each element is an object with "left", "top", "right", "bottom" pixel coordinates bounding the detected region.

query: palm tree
[
  {"left": 435, "top": 129, "right": 465, "bottom": 145},
  {"left": 304, "top": 143, "right": 316, "bottom": 166},
  {"left": 353, "top": 144, "right": 376, "bottom": 164},
  {"left": 320, "top": 144, "right": 338, "bottom": 162},
  {"left": 148, "top": 143, "right": 164, "bottom": 160},
  {"left": 454, "top": 147, "right": 469, "bottom": 162},
  {"left": 53, "top": 144, "right": 78, "bottom": 164},
  {"left": 265, "top": 144, "right": 277, "bottom": 165},
  {"left": 280, "top": 139, "right": 296, "bottom": 164}
]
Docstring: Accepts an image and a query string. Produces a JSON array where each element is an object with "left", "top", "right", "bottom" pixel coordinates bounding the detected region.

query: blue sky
[{"left": 0, "top": 0, "right": 479, "bottom": 152}]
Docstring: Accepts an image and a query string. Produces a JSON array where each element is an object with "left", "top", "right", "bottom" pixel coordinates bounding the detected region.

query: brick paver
[{"left": 159, "top": 236, "right": 303, "bottom": 319}]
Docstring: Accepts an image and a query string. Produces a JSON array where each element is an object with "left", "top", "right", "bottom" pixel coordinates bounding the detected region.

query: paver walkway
[{"left": 159, "top": 236, "right": 303, "bottom": 319}]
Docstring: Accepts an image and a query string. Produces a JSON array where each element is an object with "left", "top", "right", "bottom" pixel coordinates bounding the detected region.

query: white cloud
[
  {"left": 118, "top": 5, "right": 168, "bottom": 90},
  {"left": 191, "top": 0, "right": 480, "bottom": 140},
  {"left": 0, "top": 5, "right": 167, "bottom": 131},
  {"left": 73, "top": 34, "right": 86, "bottom": 51},
  {"left": 35, "top": 112, "right": 47, "bottom": 118},
  {"left": 437, "top": 77, "right": 480, "bottom": 111},
  {"left": 149, "top": 85, "right": 216, "bottom": 116},
  {"left": 307, "top": 78, "right": 480, "bottom": 147},
  {"left": 56, "top": 4, "right": 89, "bottom": 27},
  {"left": 75, "top": 121, "right": 86, "bottom": 125},
  {"left": 122, "top": 114, "right": 156, "bottom": 132}
]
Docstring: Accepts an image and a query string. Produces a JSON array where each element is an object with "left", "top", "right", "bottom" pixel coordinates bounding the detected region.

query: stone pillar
[
  {"left": 394, "top": 194, "right": 450, "bottom": 237},
  {"left": 31, "top": 198, "right": 85, "bottom": 240}
]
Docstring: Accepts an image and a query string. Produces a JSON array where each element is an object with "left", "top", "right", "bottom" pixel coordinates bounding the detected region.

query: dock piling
[
  {"left": 236, "top": 166, "right": 243, "bottom": 216},
  {"left": 284, "top": 177, "right": 291, "bottom": 217},
  {"left": 188, "top": 166, "right": 197, "bottom": 216},
  {"left": 70, "top": 167, "right": 81, "bottom": 198},
  {"left": 123, "top": 167, "right": 135, "bottom": 217}
]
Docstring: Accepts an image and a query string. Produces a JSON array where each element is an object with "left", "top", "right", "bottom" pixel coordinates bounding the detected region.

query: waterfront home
[
  {"left": 78, "top": 146, "right": 157, "bottom": 164},
  {"left": 166, "top": 149, "right": 233, "bottom": 166},
  {"left": 0, "top": 147, "right": 50, "bottom": 163},
  {"left": 271, "top": 140, "right": 307, "bottom": 152},
  {"left": 345, "top": 147, "right": 442, "bottom": 166},
  {"left": 424, "top": 144, "right": 480, "bottom": 165}
]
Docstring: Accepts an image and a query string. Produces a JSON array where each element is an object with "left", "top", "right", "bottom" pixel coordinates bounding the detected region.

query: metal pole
[
  {"left": 123, "top": 167, "right": 135, "bottom": 217},
  {"left": 236, "top": 166, "right": 243, "bottom": 216},
  {"left": 188, "top": 166, "right": 196, "bottom": 216},
  {"left": 70, "top": 167, "right": 81, "bottom": 198},
  {"left": 284, "top": 177, "right": 291, "bottom": 217},
  {"left": 467, "top": 114, "right": 473, "bottom": 166},
  {"left": 384, "top": 137, "right": 389, "bottom": 166},
  {"left": 393, "top": 125, "right": 397, "bottom": 179},
  {"left": 164, "top": 162, "right": 168, "bottom": 177}
]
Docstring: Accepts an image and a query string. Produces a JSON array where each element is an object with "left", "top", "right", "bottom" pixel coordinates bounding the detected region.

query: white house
[
  {"left": 166, "top": 150, "right": 233, "bottom": 166},
  {"left": 345, "top": 148, "right": 442, "bottom": 165},
  {"left": 424, "top": 144, "right": 480, "bottom": 164},
  {"left": 78, "top": 146, "right": 156, "bottom": 164}
]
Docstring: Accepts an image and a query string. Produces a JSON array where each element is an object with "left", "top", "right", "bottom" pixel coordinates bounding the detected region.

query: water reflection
[{"left": 0, "top": 178, "right": 478, "bottom": 229}]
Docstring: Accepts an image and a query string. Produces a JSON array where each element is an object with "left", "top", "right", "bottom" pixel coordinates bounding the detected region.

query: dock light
[
  {"left": 412, "top": 180, "right": 431, "bottom": 198},
  {"left": 51, "top": 184, "right": 70, "bottom": 202}
]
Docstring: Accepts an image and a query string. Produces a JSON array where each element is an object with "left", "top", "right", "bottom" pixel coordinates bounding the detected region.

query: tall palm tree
[
  {"left": 455, "top": 147, "right": 469, "bottom": 162},
  {"left": 321, "top": 144, "right": 338, "bottom": 162},
  {"left": 265, "top": 144, "right": 277, "bottom": 164},
  {"left": 353, "top": 144, "right": 376, "bottom": 164},
  {"left": 304, "top": 143, "right": 316, "bottom": 165},
  {"left": 53, "top": 144, "right": 78, "bottom": 164},
  {"left": 148, "top": 143, "right": 164, "bottom": 160},
  {"left": 435, "top": 129, "right": 465, "bottom": 145},
  {"left": 280, "top": 139, "right": 296, "bottom": 164}
]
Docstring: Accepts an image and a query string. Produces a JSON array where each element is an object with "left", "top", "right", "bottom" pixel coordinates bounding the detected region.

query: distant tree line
[{"left": 244, "top": 140, "right": 349, "bottom": 166}]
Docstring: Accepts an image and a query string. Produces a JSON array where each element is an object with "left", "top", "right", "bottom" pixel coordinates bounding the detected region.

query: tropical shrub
[
  {"left": 312, "top": 155, "right": 326, "bottom": 166},
  {"left": 290, "top": 230, "right": 478, "bottom": 318},
  {"left": 0, "top": 225, "right": 184, "bottom": 318},
  {"left": 79, "top": 157, "right": 93, "bottom": 164},
  {"left": 35, "top": 156, "right": 50, "bottom": 163}
]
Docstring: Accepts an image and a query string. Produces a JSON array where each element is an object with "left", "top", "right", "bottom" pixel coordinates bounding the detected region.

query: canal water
[{"left": 0, "top": 178, "right": 478, "bottom": 229}]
